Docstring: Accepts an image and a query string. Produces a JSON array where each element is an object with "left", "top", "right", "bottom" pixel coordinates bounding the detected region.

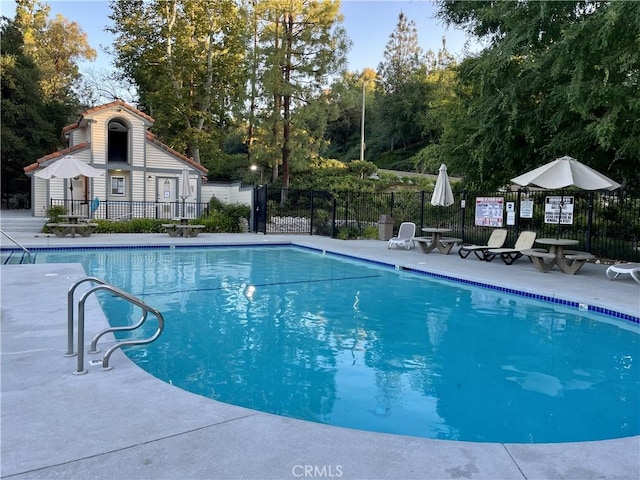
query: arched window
[{"left": 108, "top": 119, "right": 129, "bottom": 163}]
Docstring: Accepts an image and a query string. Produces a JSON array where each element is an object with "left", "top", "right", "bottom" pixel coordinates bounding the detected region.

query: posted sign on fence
[
  {"left": 475, "top": 197, "right": 504, "bottom": 227},
  {"left": 545, "top": 196, "right": 574, "bottom": 225}
]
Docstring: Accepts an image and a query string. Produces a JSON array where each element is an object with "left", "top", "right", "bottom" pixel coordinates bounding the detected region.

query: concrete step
[{"left": 1, "top": 211, "right": 46, "bottom": 234}]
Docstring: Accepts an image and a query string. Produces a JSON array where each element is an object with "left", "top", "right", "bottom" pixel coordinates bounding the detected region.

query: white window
[{"left": 111, "top": 176, "right": 125, "bottom": 196}]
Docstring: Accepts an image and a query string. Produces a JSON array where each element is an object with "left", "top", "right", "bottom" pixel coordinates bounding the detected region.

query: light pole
[
  {"left": 360, "top": 80, "right": 366, "bottom": 162},
  {"left": 360, "top": 78, "right": 384, "bottom": 162},
  {"left": 250, "top": 164, "right": 264, "bottom": 184}
]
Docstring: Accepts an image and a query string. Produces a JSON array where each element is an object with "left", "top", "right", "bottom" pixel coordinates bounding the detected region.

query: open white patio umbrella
[
  {"left": 179, "top": 168, "right": 193, "bottom": 217},
  {"left": 431, "top": 164, "right": 454, "bottom": 207},
  {"left": 34, "top": 155, "right": 104, "bottom": 213},
  {"left": 511, "top": 155, "right": 621, "bottom": 236},
  {"left": 511, "top": 155, "right": 621, "bottom": 191}
]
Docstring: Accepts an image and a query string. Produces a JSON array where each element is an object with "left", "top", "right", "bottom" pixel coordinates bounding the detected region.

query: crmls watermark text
[{"left": 292, "top": 464, "right": 343, "bottom": 478}]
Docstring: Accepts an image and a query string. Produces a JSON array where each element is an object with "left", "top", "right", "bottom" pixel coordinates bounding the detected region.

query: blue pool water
[{"left": 36, "top": 246, "right": 639, "bottom": 443}]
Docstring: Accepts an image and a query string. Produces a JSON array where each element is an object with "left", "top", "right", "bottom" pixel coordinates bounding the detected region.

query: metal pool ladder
[
  {"left": 0, "top": 228, "right": 32, "bottom": 264},
  {"left": 67, "top": 277, "right": 165, "bottom": 375}
]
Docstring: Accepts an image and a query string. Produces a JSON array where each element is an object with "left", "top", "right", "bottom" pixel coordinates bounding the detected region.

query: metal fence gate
[{"left": 253, "top": 186, "right": 640, "bottom": 262}]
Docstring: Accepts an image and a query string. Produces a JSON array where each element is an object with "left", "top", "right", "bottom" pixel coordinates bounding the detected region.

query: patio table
[
  {"left": 528, "top": 238, "right": 594, "bottom": 275},
  {"left": 415, "top": 228, "right": 462, "bottom": 255}
]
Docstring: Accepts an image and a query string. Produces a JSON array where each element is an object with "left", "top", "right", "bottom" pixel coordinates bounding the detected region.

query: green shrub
[
  {"left": 362, "top": 225, "right": 378, "bottom": 239},
  {"left": 42, "top": 206, "right": 67, "bottom": 232}
]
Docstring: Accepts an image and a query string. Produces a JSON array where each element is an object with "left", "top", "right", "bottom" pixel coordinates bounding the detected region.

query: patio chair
[
  {"left": 484, "top": 231, "right": 537, "bottom": 265},
  {"left": 605, "top": 263, "right": 640, "bottom": 285},
  {"left": 459, "top": 229, "right": 508, "bottom": 260},
  {"left": 387, "top": 222, "right": 416, "bottom": 250}
]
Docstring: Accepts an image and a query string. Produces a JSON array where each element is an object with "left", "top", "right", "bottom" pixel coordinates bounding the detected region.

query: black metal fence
[
  {"left": 50, "top": 199, "right": 209, "bottom": 220},
  {"left": 254, "top": 186, "right": 640, "bottom": 262}
]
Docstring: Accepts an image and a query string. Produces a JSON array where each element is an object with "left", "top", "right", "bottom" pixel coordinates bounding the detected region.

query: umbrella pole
[
  {"left": 556, "top": 188, "right": 564, "bottom": 239},
  {"left": 70, "top": 182, "right": 74, "bottom": 214}
]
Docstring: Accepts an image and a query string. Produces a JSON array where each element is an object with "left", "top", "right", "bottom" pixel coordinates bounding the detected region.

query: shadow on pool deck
[{"left": 1, "top": 230, "right": 639, "bottom": 479}]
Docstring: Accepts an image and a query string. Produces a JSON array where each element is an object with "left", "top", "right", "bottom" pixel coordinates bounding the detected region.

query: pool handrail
[
  {"left": 67, "top": 276, "right": 165, "bottom": 374},
  {"left": 0, "top": 228, "right": 32, "bottom": 263}
]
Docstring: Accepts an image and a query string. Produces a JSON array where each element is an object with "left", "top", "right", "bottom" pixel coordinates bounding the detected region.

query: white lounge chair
[
  {"left": 387, "top": 222, "right": 416, "bottom": 250},
  {"left": 606, "top": 263, "right": 640, "bottom": 285},
  {"left": 485, "top": 231, "right": 537, "bottom": 265},
  {"left": 459, "top": 229, "right": 508, "bottom": 260}
]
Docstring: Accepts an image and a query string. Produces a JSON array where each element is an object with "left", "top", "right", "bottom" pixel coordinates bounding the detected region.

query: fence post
[
  {"left": 390, "top": 192, "right": 395, "bottom": 218},
  {"left": 419, "top": 191, "right": 425, "bottom": 230},
  {"left": 586, "top": 191, "right": 594, "bottom": 252},
  {"left": 516, "top": 189, "right": 522, "bottom": 237},
  {"left": 331, "top": 197, "right": 337, "bottom": 238},
  {"left": 461, "top": 189, "right": 467, "bottom": 240},
  {"left": 310, "top": 190, "right": 315, "bottom": 235}
]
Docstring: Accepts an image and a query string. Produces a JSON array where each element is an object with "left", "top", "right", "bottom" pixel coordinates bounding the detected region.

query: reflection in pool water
[{"left": 37, "top": 246, "right": 640, "bottom": 443}]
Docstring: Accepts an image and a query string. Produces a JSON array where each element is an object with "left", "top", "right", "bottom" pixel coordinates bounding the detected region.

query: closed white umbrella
[
  {"left": 34, "top": 155, "right": 104, "bottom": 213},
  {"left": 431, "top": 164, "right": 454, "bottom": 207},
  {"left": 179, "top": 168, "right": 193, "bottom": 217}
]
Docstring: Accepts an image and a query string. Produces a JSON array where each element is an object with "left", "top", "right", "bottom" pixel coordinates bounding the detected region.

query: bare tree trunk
[
  {"left": 247, "top": 1, "right": 258, "bottom": 165},
  {"left": 281, "top": 11, "right": 293, "bottom": 192}
]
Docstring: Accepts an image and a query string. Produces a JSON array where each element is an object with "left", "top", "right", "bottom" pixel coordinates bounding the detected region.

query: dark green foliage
[
  {"left": 433, "top": 0, "right": 640, "bottom": 191},
  {"left": 1, "top": 17, "right": 61, "bottom": 201}
]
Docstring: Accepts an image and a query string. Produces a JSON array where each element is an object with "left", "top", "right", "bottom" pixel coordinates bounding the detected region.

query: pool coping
[{"left": 2, "top": 233, "right": 639, "bottom": 479}]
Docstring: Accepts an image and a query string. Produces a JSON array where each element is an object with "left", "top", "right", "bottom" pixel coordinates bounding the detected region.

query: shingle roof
[{"left": 23, "top": 143, "right": 90, "bottom": 174}]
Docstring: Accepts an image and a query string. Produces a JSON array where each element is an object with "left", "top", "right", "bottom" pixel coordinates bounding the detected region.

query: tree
[
  {"left": 0, "top": 16, "right": 58, "bottom": 203},
  {"left": 377, "top": 12, "right": 424, "bottom": 93},
  {"left": 434, "top": 0, "right": 640, "bottom": 190},
  {"left": 375, "top": 12, "right": 436, "bottom": 152},
  {"left": 249, "top": 0, "right": 349, "bottom": 189},
  {"left": 108, "top": 0, "right": 248, "bottom": 164},
  {"left": 14, "top": 0, "right": 96, "bottom": 101}
]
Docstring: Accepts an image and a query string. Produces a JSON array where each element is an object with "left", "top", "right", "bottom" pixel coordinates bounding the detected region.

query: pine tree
[{"left": 377, "top": 11, "right": 423, "bottom": 93}]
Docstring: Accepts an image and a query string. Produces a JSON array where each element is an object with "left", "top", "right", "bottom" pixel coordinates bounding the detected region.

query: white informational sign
[
  {"left": 520, "top": 198, "right": 534, "bottom": 218},
  {"left": 545, "top": 196, "right": 574, "bottom": 225},
  {"left": 475, "top": 197, "right": 504, "bottom": 227},
  {"left": 506, "top": 202, "right": 515, "bottom": 226}
]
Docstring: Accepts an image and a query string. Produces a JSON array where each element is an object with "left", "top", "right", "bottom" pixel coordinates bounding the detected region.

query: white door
[{"left": 158, "top": 177, "right": 178, "bottom": 219}]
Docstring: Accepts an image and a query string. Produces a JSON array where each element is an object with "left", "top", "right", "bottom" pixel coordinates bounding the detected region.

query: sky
[{"left": 0, "top": 0, "right": 476, "bottom": 74}]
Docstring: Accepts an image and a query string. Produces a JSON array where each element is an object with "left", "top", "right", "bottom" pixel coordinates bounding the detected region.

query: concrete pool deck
[{"left": 1, "top": 226, "right": 639, "bottom": 479}]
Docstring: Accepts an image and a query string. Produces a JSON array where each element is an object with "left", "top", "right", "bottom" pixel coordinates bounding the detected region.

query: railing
[
  {"left": 255, "top": 186, "right": 640, "bottom": 262},
  {"left": 67, "top": 277, "right": 164, "bottom": 375},
  {"left": 0, "top": 228, "right": 32, "bottom": 263},
  {"left": 50, "top": 199, "right": 209, "bottom": 221}
]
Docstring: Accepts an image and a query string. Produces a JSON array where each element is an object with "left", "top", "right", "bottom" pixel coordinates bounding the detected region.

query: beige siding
[
  {"left": 130, "top": 133, "right": 146, "bottom": 168},
  {"left": 202, "top": 182, "right": 251, "bottom": 206},
  {"left": 130, "top": 171, "right": 146, "bottom": 202},
  {"left": 147, "top": 144, "right": 186, "bottom": 169},
  {"left": 34, "top": 102, "right": 207, "bottom": 219},
  {"left": 33, "top": 178, "right": 49, "bottom": 217}
]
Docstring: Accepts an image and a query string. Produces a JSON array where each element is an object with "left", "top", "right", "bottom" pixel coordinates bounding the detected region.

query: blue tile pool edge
[
  {"left": 300, "top": 245, "right": 640, "bottom": 326},
  {"left": 3, "top": 242, "right": 639, "bottom": 325}
]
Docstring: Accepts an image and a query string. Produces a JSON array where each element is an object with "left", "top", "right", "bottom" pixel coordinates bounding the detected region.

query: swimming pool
[{"left": 36, "top": 245, "right": 639, "bottom": 443}]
